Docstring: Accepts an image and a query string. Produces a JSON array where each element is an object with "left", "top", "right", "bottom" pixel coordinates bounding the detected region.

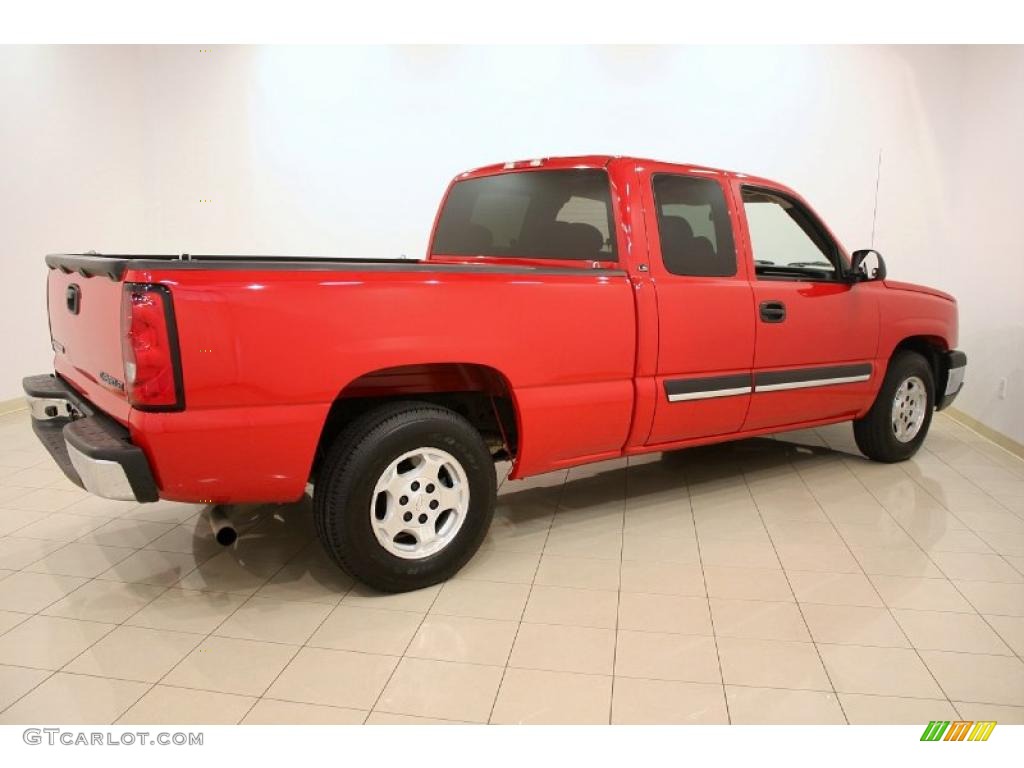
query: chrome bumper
[
  {"left": 65, "top": 441, "right": 139, "bottom": 501},
  {"left": 936, "top": 350, "right": 967, "bottom": 411},
  {"left": 23, "top": 374, "right": 159, "bottom": 503},
  {"left": 26, "top": 394, "right": 78, "bottom": 421}
]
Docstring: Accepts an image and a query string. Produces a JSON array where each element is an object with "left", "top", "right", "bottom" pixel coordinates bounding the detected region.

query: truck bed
[{"left": 43, "top": 251, "right": 636, "bottom": 502}]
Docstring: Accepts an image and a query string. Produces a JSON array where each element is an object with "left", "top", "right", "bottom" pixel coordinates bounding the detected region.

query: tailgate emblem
[
  {"left": 66, "top": 284, "right": 81, "bottom": 315},
  {"left": 100, "top": 371, "right": 125, "bottom": 391}
]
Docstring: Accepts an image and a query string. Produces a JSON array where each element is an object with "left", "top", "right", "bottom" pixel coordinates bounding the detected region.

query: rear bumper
[
  {"left": 23, "top": 374, "right": 159, "bottom": 502},
  {"left": 936, "top": 350, "right": 967, "bottom": 411}
]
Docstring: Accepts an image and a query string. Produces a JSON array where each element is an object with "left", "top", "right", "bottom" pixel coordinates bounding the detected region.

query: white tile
[
  {"left": 614, "top": 630, "right": 721, "bottom": 683},
  {"left": 0, "top": 571, "right": 88, "bottom": 613},
  {"left": 509, "top": 622, "right": 615, "bottom": 675},
  {"left": 0, "top": 664, "right": 49, "bottom": 710},
  {"left": 491, "top": 668, "right": 611, "bottom": 724},
  {"left": 847, "top": 548, "right": 942, "bottom": 577},
  {"left": 818, "top": 644, "right": 944, "bottom": 698},
  {"left": 408, "top": 615, "right": 519, "bottom": 666},
  {"left": 920, "top": 650, "right": 1024, "bottom": 706},
  {"left": 788, "top": 571, "right": 883, "bottom": 607},
  {"left": 618, "top": 592, "right": 712, "bottom": 635},
  {"left": 0, "top": 615, "right": 114, "bottom": 669},
  {"left": 0, "top": 609, "right": 31, "bottom": 635},
  {"left": 79, "top": 519, "right": 176, "bottom": 548},
  {"left": 620, "top": 560, "right": 705, "bottom": 596},
  {"left": 341, "top": 583, "right": 441, "bottom": 612},
  {"left": 0, "top": 536, "right": 67, "bottom": 570},
  {"left": 255, "top": 549, "right": 352, "bottom": 604},
  {"left": 984, "top": 614, "right": 1024, "bottom": 656},
  {"left": 709, "top": 598, "right": 810, "bottom": 642},
  {"left": 954, "top": 581, "right": 1024, "bottom": 616},
  {"left": 125, "top": 588, "right": 247, "bottom": 634},
  {"left": 266, "top": 647, "right": 398, "bottom": 710},
  {"left": 430, "top": 579, "right": 529, "bottom": 621},
  {"left": 175, "top": 551, "right": 284, "bottom": 595},
  {"left": 717, "top": 637, "right": 830, "bottom": 691},
  {"left": 377, "top": 657, "right": 503, "bottom": 723},
  {"left": 612, "top": 678, "right": 728, "bottom": 724},
  {"left": 704, "top": 565, "right": 794, "bottom": 602},
  {"left": 43, "top": 580, "right": 165, "bottom": 623},
  {"left": 726, "top": 686, "right": 845, "bottom": 724},
  {"left": 893, "top": 609, "right": 1014, "bottom": 655},
  {"left": 840, "top": 693, "right": 958, "bottom": 724},
  {"left": 215, "top": 596, "right": 333, "bottom": 645},
  {"left": 309, "top": 604, "right": 422, "bottom": 655},
  {"left": 0, "top": 509, "right": 48, "bottom": 536},
  {"left": 163, "top": 635, "right": 298, "bottom": 696},
  {"left": 0, "top": 672, "right": 147, "bottom": 724},
  {"left": 64, "top": 625, "right": 203, "bottom": 682},
  {"left": 5, "top": 489, "right": 89, "bottom": 515},
  {"left": 17, "top": 513, "right": 111, "bottom": 541},
  {"left": 118, "top": 685, "right": 255, "bottom": 724},
  {"left": 523, "top": 585, "right": 618, "bottom": 629},
  {"left": 26, "top": 542, "right": 135, "bottom": 577},
  {"left": 801, "top": 603, "right": 910, "bottom": 648},
  {"left": 870, "top": 575, "right": 975, "bottom": 612},
  {"left": 97, "top": 548, "right": 211, "bottom": 586},
  {"left": 243, "top": 699, "right": 366, "bottom": 724},
  {"left": 930, "top": 551, "right": 1024, "bottom": 583},
  {"left": 534, "top": 554, "right": 620, "bottom": 590}
]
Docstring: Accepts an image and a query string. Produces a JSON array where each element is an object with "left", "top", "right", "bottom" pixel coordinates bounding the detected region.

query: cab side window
[
  {"left": 742, "top": 188, "right": 840, "bottom": 280},
  {"left": 652, "top": 175, "right": 737, "bottom": 277}
]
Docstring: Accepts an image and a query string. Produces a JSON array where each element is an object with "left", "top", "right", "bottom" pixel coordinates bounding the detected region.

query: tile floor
[{"left": 0, "top": 409, "right": 1023, "bottom": 724}]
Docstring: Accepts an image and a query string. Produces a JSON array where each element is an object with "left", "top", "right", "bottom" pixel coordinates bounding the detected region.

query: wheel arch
[
  {"left": 310, "top": 362, "right": 521, "bottom": 483},
  {"left": 890, "top": 335, "right": 950, "bottom": 396}
]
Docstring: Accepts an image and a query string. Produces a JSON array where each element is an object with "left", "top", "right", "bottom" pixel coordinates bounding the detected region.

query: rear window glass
[{"left": 432, "top": 169, "right": 617, "bottom": 261}]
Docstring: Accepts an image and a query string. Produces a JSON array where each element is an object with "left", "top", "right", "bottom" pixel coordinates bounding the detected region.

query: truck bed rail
[{"left": 45, "top": 253, "right": 625, "bottom": 280}]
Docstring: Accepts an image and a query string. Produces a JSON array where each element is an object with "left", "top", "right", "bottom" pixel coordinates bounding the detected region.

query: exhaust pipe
[{"left": 208, "top": 505, "right": 237, "bottom": 546}]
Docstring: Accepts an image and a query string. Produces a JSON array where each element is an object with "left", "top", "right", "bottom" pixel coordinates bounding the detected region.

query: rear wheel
[
  {"left": 314, "top": 401, "right": 496, "bottom": 592},
  {"left": 853, "top": 351, "right": 935, "bottom": 462}
]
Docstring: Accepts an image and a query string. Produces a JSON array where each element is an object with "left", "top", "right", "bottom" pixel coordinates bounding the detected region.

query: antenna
[{"left": 870, "top": 149, "right": 882, "bottom": 248}]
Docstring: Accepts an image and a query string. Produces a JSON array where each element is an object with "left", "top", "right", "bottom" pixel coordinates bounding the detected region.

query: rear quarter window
[
  {"left": 432, "top": 169, "right": 617, "bottom": 261},
  {"left": 652, "top": 174, "right": 737, "bottom": 278}
]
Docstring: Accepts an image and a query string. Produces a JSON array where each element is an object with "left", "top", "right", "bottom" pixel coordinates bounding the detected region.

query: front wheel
[
  {"left": 314, "top": 401, "right": 496, "bottom": 592},
  {"left": 853, "top": 351, "right": 935, "bottom": 463}
]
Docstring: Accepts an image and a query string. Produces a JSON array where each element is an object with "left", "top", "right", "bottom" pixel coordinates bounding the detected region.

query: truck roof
[{"left": 457, "top": 155, "right": 784, "bottom": 190}]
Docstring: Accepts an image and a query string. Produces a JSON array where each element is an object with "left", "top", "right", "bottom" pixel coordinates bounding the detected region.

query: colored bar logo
[{"left": 920, "top": 721, "right": 997, "bottom": 741}]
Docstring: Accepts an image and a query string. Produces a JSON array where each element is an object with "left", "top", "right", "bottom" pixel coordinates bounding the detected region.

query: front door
[
  {"left": 641, "top": 168, "right": 756, "bottom": 446},
  {"left": 734, "top": 183, "right": 880, "bottom": 431}
]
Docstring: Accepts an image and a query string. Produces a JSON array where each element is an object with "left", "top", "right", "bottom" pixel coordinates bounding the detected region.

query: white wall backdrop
[
  {"left": 1, "top": 45, "right": 1021, "bottom": 442},
  {"left": 944, "top": 47, "right": 1024, "bottom": 446}
]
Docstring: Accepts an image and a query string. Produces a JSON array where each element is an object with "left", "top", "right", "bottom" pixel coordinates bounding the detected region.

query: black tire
[
  {"left": 853, "top": 351, "right": 935, "bottom": 463},
  {"left": 313, "top": 401, "right": 496, "bottom": 592}
]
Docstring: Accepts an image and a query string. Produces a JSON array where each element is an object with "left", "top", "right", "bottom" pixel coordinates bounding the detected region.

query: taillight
[{"left": 120, "top": 283, "right": 184, "bottom": 410}]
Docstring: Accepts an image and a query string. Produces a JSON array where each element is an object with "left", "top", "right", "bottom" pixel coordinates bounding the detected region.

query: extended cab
[{"left": 25, "top": 156, "right": 966, "bottom": 591}]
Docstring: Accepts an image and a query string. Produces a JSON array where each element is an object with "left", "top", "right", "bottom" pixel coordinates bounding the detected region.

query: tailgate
[{"left": 46, "top": 266, "right": 131, "bottom": 423}]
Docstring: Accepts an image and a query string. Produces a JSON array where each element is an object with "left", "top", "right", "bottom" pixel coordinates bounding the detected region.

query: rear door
[
  {"left": 46, "top": 264, "right": 131, "bottom": 422},
  {"left": 734, "top": 183, "right": 880, "bottom": 430},
  {"left": 640, "top": 167, "right": 756, "bottom": 446}
]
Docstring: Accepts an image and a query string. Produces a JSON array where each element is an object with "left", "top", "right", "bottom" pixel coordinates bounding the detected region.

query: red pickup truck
[{"left": 25, "top": 155, "right": 966, "bottom": 591}]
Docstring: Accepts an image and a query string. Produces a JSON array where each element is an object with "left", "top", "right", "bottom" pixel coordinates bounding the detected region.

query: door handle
[
  {"left": 66, "top": 284, "right": 81, "bottom": 315},
  {"left": 759, "top": 300, "right": 786, "bottom": 323}
]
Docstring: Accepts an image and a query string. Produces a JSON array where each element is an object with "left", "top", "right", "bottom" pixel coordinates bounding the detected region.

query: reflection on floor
[{"left": 0, "top": 410, "right": 1022, "bottom": 724}]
